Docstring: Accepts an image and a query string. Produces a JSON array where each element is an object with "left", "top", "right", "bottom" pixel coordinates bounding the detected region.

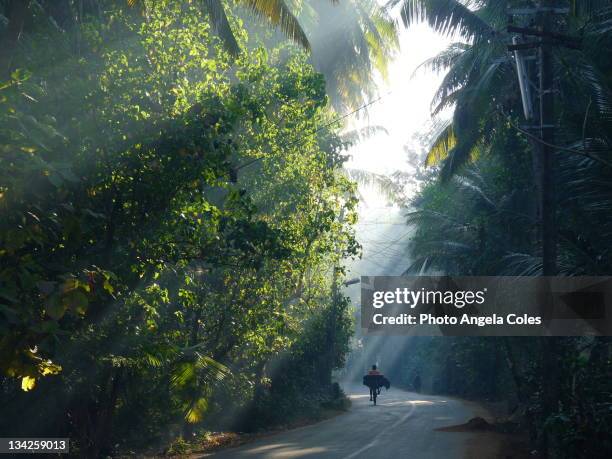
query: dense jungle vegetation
[
  {"left": 0, "top": 0, "right": 391, "bottom": 455},
  {"left": 391, "top": 1, "right": 612, "bottom": 458},
  {"left": 1, "top": 0, "right": 612, "bottom": 458}
]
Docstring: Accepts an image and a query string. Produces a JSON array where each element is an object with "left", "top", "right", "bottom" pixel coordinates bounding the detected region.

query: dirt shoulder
[
  {"left": 434, "top": 397, "right": 532, "bottom": 459},
  {"left": 182, "top": 407, "right": 348, "bottom": 457}
]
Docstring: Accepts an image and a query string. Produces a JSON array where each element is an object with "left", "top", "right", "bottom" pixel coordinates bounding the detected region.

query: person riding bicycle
[
  {"left": 363, "top": 365, "right": 390, "bottom": 404},
  {"left": 367, "top": 365, "right": 381, "bottom": 400}
]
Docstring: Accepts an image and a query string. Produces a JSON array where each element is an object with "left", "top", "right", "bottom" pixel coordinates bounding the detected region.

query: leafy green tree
[{"left": 0, "top": 0, "right": 358, "bottom": 454}]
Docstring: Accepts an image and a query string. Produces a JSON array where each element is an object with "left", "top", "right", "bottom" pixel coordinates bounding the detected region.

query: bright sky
[
  {"left": 342, "top": 21, "right": 454, "bottom": 280},
  {"left": 344, "top": 22, "right": 453, "bottom": 208}
]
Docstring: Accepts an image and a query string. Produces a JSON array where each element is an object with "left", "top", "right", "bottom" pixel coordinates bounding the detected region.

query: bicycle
[{"left": 364, "top": 374, "right": 389, "bottom": 406}]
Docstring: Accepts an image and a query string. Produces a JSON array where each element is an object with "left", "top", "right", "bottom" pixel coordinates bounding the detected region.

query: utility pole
[
  {"left": 508, "top": 3, "right": 579, "bottom": 275},
  {"left": 508, "top": 8, "right": 583, "bottom": 456},
  {"left": 539, "top": 1, "right": 557, "bottom": 276},
  {"left": 538, "top": 11, "right": 558, "bottom": 454}
]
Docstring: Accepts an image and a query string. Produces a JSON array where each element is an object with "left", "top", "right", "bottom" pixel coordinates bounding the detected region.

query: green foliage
[
  {"left": 166, "top": 435, "right": 190, "bottom": 455},
  {"left": 402, "top": 1, "right": 612, "bottom": 457},
  {"left": 407, "top": 126, "right": 536, "bottom": 276},
  {"left": 0, "top": 0, "right": 357, "bottom": 455}
]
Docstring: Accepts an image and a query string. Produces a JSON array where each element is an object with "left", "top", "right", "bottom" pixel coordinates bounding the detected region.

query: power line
[
  {"left": 236, "top": 91, "right": 392, "bottom": 172},
  {"left": 500, "top": 108, "right": 612, "bottom": 168},
  {"left": 356, "top": 222, "right": 407, "bottom": 225}
]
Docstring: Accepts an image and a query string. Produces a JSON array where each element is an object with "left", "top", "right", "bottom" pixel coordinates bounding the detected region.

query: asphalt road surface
[{"left": 204, "top": 385, "right": 497, "bottom": 459}]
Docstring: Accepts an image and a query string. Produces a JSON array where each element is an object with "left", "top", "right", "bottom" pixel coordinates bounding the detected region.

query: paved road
[
  {"left": 205, "top": 210, "right": 498, "bottom": 459},
  {"left": 205, "top": 385, "right": 495, "bottom": 459}
]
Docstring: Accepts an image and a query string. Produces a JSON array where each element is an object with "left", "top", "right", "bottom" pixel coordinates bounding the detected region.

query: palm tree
[
  {"left": 0, "top": 0, "right": 399, "bottom": 111},
  {"left": 400, "top": 0, "right": 612, "bottom": 276},
  {"left": 126, "top": 0, "right": 308, "bottom": 55},
  {"left": 393, "top": 0, "right": 612, "bottom": 179},
  {"left": 198, "top": 0, "right": 310, "bottom": 55},
  {"left": 301, "top": 0, "right": 399, "bottom": 110},
  {"left": 390, "top": 0, "right": 513, "bottom": 179},
  {"left": 344, "top": 167, "right": 406, "bottom": 204},
  {"left": 0, "top": 0, "right": 309, "bottom": 72}
]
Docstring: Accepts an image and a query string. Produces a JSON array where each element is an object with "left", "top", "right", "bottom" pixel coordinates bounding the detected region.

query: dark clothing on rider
[{"left": 363, "top": 373, "right": 391, "bottom": 400}]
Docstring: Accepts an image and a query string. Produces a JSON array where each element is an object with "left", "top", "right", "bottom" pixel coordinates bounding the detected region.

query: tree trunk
[
  {"left": 96, "top": 368, "right": 122, "bottom": 457},
  {"left": 502, "top": 338, "right": 527, "bottom": 404}
]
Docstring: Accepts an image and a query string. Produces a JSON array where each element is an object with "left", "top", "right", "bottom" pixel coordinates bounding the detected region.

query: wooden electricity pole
[
  {"left": 538, "top": 2, "right": 557, "bottom": 276},
  {"left": 507, "top": 9, "right": 584, "bottom": 456},
  {"left": 508, "top": 3, "right": 580, "bottom": 275}
]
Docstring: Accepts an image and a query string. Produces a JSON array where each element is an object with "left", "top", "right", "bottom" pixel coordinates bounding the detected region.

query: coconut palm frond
[
  {"left": 501, "top": 252, "right": 542, "bottom": 276},
  {"left": 412, "top": 42, "right": 469, "bottom": 77},
  {"left": 305, "top": 0, "right": 399, "bottom": 111},
  {"left": 396, "top": 0, "right": 494, "bottom": 42},
  {"left": 405, "top": 208, "right": 470, "bottom": 232},
  {"left": 453, "top": 174, "right": 496, "bottom": 210},
  {"left": 184, "top": 397, "right": 209, "bottom": 423},
  {"left": 429, "top": 44, "right": 479, "bottom": 113},
  {"left": 437, "top": 100, "right": 483, "bottom": 179},
  {"left": 344, "top": 167, "right": 403, "bottom": 203},
  {"left": 409, "top": 239, "right": 477, "bottom": 273},
  {"left": 432, "top": 51, "right": 510, "bottom": 178},
  {"left": 242, "top": 0, "right": 310, "bottom": 49},
  {"left": 204, "top": 0, "right": 309, "bottom": 55},
  {"left": 424, "top": 120, "right": 455, "bottom": 166},
  {"left": 169, "top": 350, "right": 230, "bottom": 423},
  {"left": 358, "top": 5, "right": 399, "bottom": 80},
  {"left": 563, "top": 58, "right": 612, "bottom": 122},
  {"left": 439, "top": 139, "right": 480, "bottom": 181},
  {"left": 341, "top": 125, "right": 389, "bottom": 144},
  {"left": 204, "top": 0, "right": 241, "bottom": 56},
  {"left": 170, "top": 351, "right": 230, "bottom": 389}
]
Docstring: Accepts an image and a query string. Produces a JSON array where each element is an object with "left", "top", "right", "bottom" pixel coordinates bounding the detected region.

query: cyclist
[{"left": 364, "top": 365, "right": 386, "bottom": 404}]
